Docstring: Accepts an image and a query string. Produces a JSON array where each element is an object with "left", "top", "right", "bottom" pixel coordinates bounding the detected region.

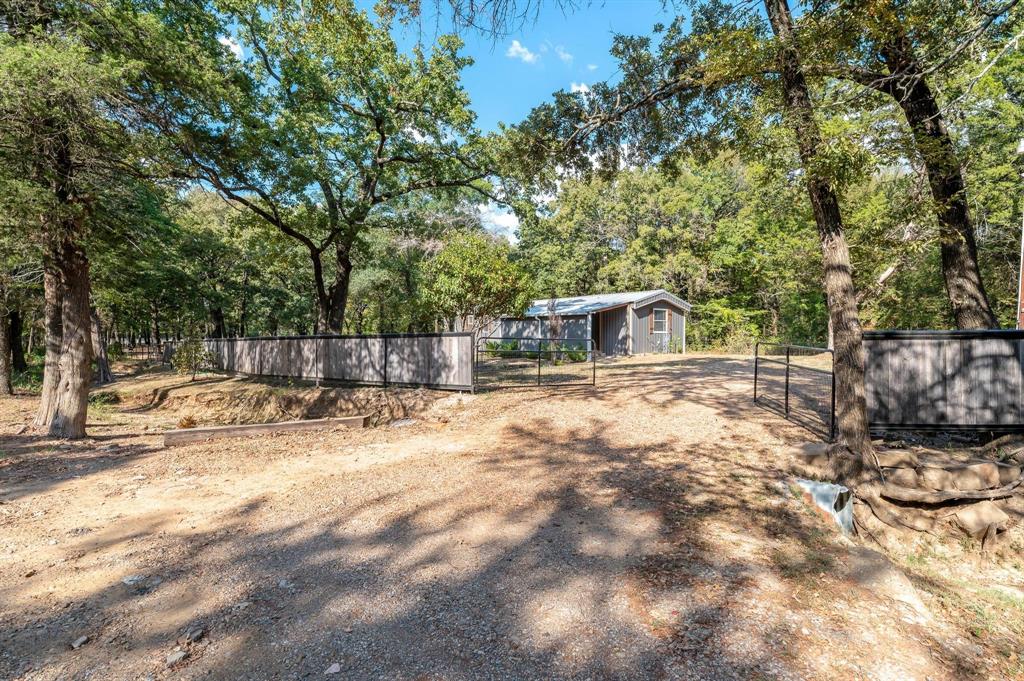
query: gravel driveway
[{"left": 0, "top": 355, "right": 1004, "bottom": 680}]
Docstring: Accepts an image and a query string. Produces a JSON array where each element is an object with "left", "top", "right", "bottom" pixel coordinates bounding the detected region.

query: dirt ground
[{"left": 1, "top": 355, "right": 1022, "bottom": 680}]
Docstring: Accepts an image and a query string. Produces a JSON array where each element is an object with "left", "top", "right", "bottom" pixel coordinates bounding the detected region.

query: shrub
[
  {"left": 484, "top": 339, "right": 541, "bottom": 359},
  {"left": 485, "top": 340, "right": 519, "bottom": 353},
  {"left": 89, "top": 391, "right": 121, "bottom": 406},
  {"left": 12, "top": 363, "right": 43, "bottom": 394},
  {"left": 552, "top": 343, "right": 588, "bottom": 362},
  {"left": 482, "top": 339, "right": 589, "bottom": 362},
  {"left": 107, "top": 341, "right": 124, "bottom": 361},
  {"left": 542, "top": 341, "right": 588, "bottom": 363},
  {"left": 171, "top": 338, "right": 213, "bottom": 381}
]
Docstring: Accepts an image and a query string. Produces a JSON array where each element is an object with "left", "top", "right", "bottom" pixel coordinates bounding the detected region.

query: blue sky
[
  {"left": 385, "top": 2, "right": 680, "bottom": 238},
  {"left": 388, "top": 1, "right": 678, "bottom": 133}
]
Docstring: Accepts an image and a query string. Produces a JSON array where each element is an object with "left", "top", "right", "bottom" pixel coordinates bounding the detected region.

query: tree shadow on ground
[
  {"left": 0, "top": 355, "right": 998, "bottom": 679},
  {"left": 2, "top": 420, "right": 990, "bottom": 679}
]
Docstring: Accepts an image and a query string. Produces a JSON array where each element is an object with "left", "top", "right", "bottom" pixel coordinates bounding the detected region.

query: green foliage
[
  {"left": 107, "top": 341, "right": 125, "bottom": 361},
  {"left": 483, "top": 340, "right": 537, "bottom": 359},
  {"left": 155, "top": 0, "right": 497, "bottom": 330},
  {"left": 481, "top": 339, "right": 588, "bottom": 362},
  {"left": 485, "top": 340, "right": 519, "bottom": 352},
  {"left": 12, "top": 359, "right": 43, "bottom": 394},
  {"left": 516, "top": 154, "right": 828, "bottom": 349},
  {"left": 554, "top": 345, "right": 589, "bottom": 363},
  {"left": 690, "top": 300, "right": 761, "bottom": 352},
  {"left": 423, "top": 232, "right": 533, "bottom": 331},
  {"left": 171, "top": 337, "right": 214, "bottom": 381}
]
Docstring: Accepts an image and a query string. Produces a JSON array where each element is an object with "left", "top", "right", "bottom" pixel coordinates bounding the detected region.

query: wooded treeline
[{"left": 1, "top": 0, "right": 1022, "bottom": 456}]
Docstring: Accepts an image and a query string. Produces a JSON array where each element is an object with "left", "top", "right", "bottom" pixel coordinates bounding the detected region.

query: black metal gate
[
  {"left": 475, "top": 337, "right": 596, "bottom": 388},
  {"left": 754, "top": 343, "right": 835, "bottom": 440}
]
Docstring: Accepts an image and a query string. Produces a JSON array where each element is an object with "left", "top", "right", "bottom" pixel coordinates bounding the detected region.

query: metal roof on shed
[{"left": 523, "top": 289, "right": 692, "bottom": 317}]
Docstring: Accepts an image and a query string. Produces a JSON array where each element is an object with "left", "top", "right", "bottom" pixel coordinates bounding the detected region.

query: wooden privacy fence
[
  {"left": 169, "top": 333, "right": 474, "bottom": 391},
  {"left": 863, "top": 329, "right": 1023, "bottom": 432}
]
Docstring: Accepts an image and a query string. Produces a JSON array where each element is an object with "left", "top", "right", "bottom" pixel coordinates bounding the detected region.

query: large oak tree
[{"left": 172, "top": 0, "right": 497, "bottom": 332}]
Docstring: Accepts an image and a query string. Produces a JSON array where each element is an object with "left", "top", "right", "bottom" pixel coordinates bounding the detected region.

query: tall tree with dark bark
[
  {"left": 0, "top": 241, "right": 38, "bottom": 392},
  {"left": 1, "top": 2, "right": 157, "bottom": 436},
  {"left": 9, "top": 310, "right": 26, "bottom": 372},
  {"left": 91, "top": 307, "right": 113, "bottom": 385},
  {"left": 803, "top": 0, "right": 1016, "bottom": 329},
  {"left": 878, "top": 35, "right": 998, "bottom": 329},
  {"left": 762, "top": 0, "right": 873, "bottom": 461}
]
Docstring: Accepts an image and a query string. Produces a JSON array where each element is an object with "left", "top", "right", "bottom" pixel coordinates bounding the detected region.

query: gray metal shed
[{"left": 492, "top": 289, "right": 692, "bottom": 356}]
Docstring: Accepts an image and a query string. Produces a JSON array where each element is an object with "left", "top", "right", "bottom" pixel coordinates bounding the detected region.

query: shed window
[{"left": 653, "top": 308, "right": 668, "bottom": 333}]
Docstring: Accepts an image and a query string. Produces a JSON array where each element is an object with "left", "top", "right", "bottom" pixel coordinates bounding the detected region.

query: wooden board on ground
[{"left": 163, "top": 415, "right": 368, "bottom": 447}]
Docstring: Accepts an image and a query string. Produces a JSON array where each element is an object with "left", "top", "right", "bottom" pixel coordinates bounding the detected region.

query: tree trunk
[
  {"left": 49, "top": 238, "right": 93, "bottom": 439},
  {"left": 211, "top": 306, "right": 227, "bottom": 338},
  {"left": 34, "top": 261, "right": 63, "bottom": 427},
  {"left": 10, "top": 309, "right": 26, "bottom": 372},
  {"left": 91, "top": 307, "right": 113, "bottom": 385},
  {"left": 766, "top": 0, "right": 873, "bottom": 464},
  {"left": 880, "top": 34, "right": 998, "bottom": 330},
  {"left": 324, "top": 240, "right": 354, "bottom": 333},
  {"left": 0, "top": 310, "right": 13, "bottom": 396},
  {"left": 150, "top": 306, "right": 161, "bottom": 347},
  {"left": 402, "top": 262, "right": 417, "bottom": 332},
  {"left": 239, "top": 270, "right": 250, "bottom": 337}
]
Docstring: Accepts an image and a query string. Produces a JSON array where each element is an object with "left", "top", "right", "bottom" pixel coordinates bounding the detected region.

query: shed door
[{"left": 599, "top": 307, "right": 629, "bottom": 355}]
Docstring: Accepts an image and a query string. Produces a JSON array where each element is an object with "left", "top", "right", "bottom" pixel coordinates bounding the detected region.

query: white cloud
[
  {"left": 570, "top": 82, "right": 590, "bottom": 94},
  {"left": 555, "top": 45, "right": 573, "bottom": 64},
  {"left": 219, "top": 36, "right": 243, "bottom": 59},
  {"left": 478, "top": 203, "right": 520, "bottom": 242},
  {"left": 506, "top": 40, "right": 538, "bottom": 64},
  {"left": 586, "top": 63, "right": 598, "bottom": 71}
]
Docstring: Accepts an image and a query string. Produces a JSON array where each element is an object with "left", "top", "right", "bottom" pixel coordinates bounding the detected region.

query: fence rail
[
  {"left": 475, "top": 337, "right": 596, "bottom": 388},
  {"left": 167, "top": 333, "right": 474, "bottom": 391},
  {"left": 754, "top": 342, "right": 836, "bottom": 439},
  {"left": 124, "top": 344, "right": 165, "bottom": 361}
]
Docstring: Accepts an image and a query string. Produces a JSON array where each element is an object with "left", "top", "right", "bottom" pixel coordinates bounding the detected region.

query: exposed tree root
[
  {"left": 880, "top": 477, "right": 1023, "bottom": 504},
  {"left": 857, "top": 490, "right": 941, "bottom": 535},
  {"left": 982, "top": 434, "right": 1024, "bottom": 453},
  {"left": 827, "top": 441, "right": 1023, "bottom": 543}
]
